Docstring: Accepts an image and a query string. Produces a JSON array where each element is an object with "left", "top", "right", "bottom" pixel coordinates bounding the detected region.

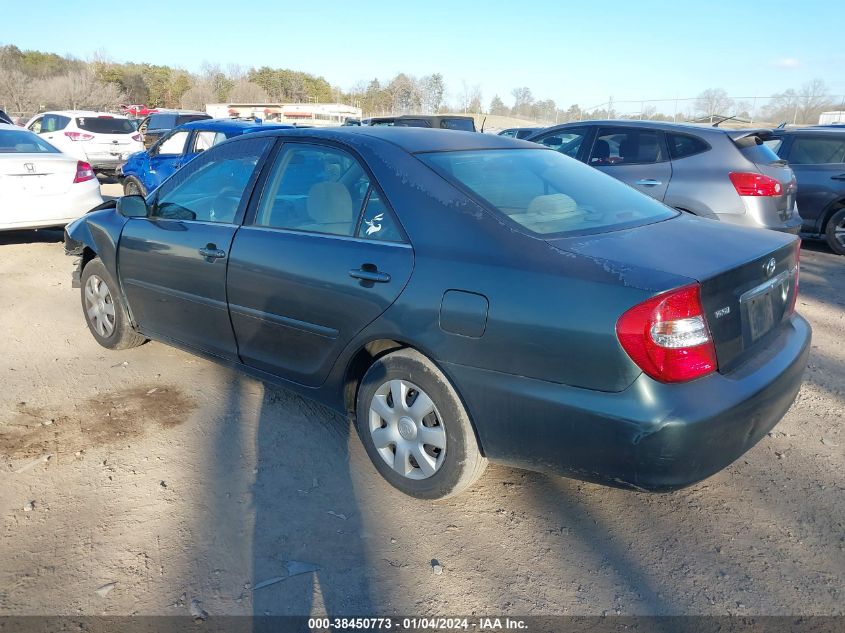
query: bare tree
[
  {"left": 695, "top": 88, "right": 734, "bottom": 120},
  {"left": 180, "top": 82, "right": 217, "bottom": 110},
  {"left": 228, "top": 80, "right": 269, "bottom": 103},
  {"left": 39, "top": 69, "right": 124, "bottom": 110}
]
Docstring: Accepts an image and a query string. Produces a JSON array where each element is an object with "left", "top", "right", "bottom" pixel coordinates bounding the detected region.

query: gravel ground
[{"left": 0, "top": 220, "right": 842, "bottom": 618}]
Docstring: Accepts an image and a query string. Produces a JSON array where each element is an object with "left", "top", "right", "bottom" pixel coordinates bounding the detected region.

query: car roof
[
  {"left": 243, "top": 126, "right": 538, "bottom": 153},
  {"left": 773, "top": 126, "right": 845, "bottom": 135},
  {"left": 545, "top": 119, "right": 769, "bottom": 137},
  {"left": 39, "top": 110, "right": 130, "bottom": 118},
  {"left": 176, "top": 118, "right": 295, "bottom": 133}
]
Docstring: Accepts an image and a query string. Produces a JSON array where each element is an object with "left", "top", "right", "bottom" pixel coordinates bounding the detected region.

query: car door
[
  {"left": 146, "top": 129, "right": 191, "bottom": 189},
  {"left": 779, "top": 134, "right": 845, "bottom": 233},
  {"left": 587, "top": 127, "right": 671, "bottom": 201},
  {"left": 226, "top": 141, "right": 414, "bottom": 387},
  {"left": 117, "top": 136, "right": 273, "bottom": 359}
]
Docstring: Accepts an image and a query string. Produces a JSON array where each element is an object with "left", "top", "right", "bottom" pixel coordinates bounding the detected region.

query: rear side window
[
  {"left": 590, "top": 128, "right": 664, "bottom": 165},
  {"left": 788, "top": 136, "right": 845, "bottom": 164},
  {"left": 420, "top": 148, "right": 675, "bottom": 236},
  {"left": 148, "top": 114, "right": 176, "bottom": 130},
  {"left": 76, "top": 117, "right": 135, "bottom": 134},
  {"left": 176, "top": 114, "right": 211, "bottom": 125},
  {"left": 394, "top": 118, "right": 431, "bottom": 128},
  {"left": 254, "top": 144, "right": 370, "bottom": 236},
  {"left": 734, "top": 135, "right": 781, "bottom": 165},
  {"left": 356, "top": 189, "right": 404, "bottom": 242},
  {"left": 0, "top": 129, "right": 60, "bottom": 153},
  {"left": 666, "top": 133, "right": 709, "bottom": 159}
]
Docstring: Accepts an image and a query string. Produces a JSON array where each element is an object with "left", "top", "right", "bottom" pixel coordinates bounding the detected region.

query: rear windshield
[
  {"left": 441, "top": 119, "right": 475, "bottom": 131},
  {"left": 419, "top": 149, "right": 676, "bottom": 236},
  {"left": 176, "top": 114, "right": 210, "bottom": 125},
  {"left": 76, "top": 117, "right": 135, "bottom": 134},
  {"left": 735, "top": 135, "right": 782, "bottom": 165},
  {"left": 0, "top": 129, "right": 60, "bottom": 153}
]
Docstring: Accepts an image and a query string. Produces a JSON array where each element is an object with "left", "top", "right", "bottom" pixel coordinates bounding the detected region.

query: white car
[
  {"left": 24, "top": 111, "right": 143, "bottom": 173},
  {"left": 0, "top": 123, "right": 103, "bottom": 231}
]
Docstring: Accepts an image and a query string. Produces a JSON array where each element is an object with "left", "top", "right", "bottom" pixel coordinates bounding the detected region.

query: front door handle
[
  {"left": 831, "top": 174, "right": 845, "bottom": 181},
  {"left": 635, "top": 179, "right": 663, "bottom": 186},
  {"left": 349, "top": 267, "right": 391, "bottom": 283},
  {"left": 199, "top": 245, "right": 226, "bottom": 261}
]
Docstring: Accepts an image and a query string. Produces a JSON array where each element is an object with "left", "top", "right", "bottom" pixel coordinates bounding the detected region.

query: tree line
[{"left": 0, "top": 44, "right": 840, "bottom": 126}]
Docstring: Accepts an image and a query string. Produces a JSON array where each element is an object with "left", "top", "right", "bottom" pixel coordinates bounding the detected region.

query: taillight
[
  {"left": 64, "top": 131, "right": 95, "bottom": 141},
  {"left": 787, "top": 240, "right": 800, "bottom": 315},
  {"left": 729, "top": 172, "right": 783, "bottom": 196},
  {"left": 616, "top": 283, "right": 717, "bottom": 383},
  {"left": 73, "top": 161, "right": 95, "bottom": 183},
  {"left": 131, "top": 133, "right": 142, "bottom": 142}
]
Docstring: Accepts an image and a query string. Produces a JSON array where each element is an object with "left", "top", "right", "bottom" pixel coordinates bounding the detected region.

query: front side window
[
  {"left": 151, "top": 137, "right": 271, "bottom": 223},
  {"left": 590, "top": 128, "right": 664, "bottom": 165},
  {"left": 254, "top": 144, "right": 370, "bottom": 236},
  {"left": 156, "top": 131, "right": 189, "bottom": 156},
  {"left": 41, "top": 114, "right": 69, "bottom": 133},
  {"left": 788, "top": 136, "right": 845, "bottom": 164},
  {"left": 420, "top": 148, "right": 675, "bottom": 236},
  {"left": 28, "top": 117, "right": 43, "bottom": 134},
  {"left": 534, "top": 128, "right": 587, "bottom": 159}
]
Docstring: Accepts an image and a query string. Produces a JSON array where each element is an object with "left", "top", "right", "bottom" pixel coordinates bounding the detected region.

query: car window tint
[
  {"left": 788, "top": 136, "right": 845, "bottom": 164},
  {"left": 151, "top": 137, "right": 271, "bottom": 224},
  {"left": 157, "top": 131, "right": 189, "bottom": 155},
  {"left": 355, "top": 189, "right": 404, "bottom": 242},
  {"left": 149, "top": 114, "right": 176, "bottom": 130},
  {"left": 591, "top": 129, "right": 663, "bottom": 165},
  {"left": 193, "top": 131, "right": 227, "bottom": 153},
  {"left": 666, "top": 133, "right": 709, "bottom": 159},
  {"left": 28, "top": 117, "right": 43, "bottom": 134},
  {"left": 75, "top": 117, "right": 135, "bottom": 134},
  {"left": 535, "top": 128, "right": 587, "bottom": 158},
  {"left": 441, "top": 119, "right": 475, "bottom": 131},
  {"left": 499, "top": 130, "right": 516, "bottom": 138},
  {"left": 255, "top": 144, "right": 369, "bottom": 236},
  {"left": 420, "top": 148, "right": 675, "bottom": 236}
]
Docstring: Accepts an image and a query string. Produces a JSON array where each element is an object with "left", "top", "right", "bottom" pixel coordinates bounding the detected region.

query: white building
[
  {"left": 205, "top": 102, "right": 361, "bottom": 127},
  {"left": 819, "top": 111, "right": 845, "bottom": 125}
]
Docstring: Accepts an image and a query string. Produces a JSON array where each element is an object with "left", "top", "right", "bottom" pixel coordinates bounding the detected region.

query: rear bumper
[{"left": 444, "top": 314, "right": 811, "bottom": 491}]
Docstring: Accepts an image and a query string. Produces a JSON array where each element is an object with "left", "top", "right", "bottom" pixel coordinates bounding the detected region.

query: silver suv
[{"left": 528, "top": 121, "right": 802, "bottom": 233}]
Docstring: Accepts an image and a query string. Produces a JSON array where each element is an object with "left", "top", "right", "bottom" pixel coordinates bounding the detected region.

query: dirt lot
[{"left": 0, "top": 220, "right": 842, "bottom": 618}]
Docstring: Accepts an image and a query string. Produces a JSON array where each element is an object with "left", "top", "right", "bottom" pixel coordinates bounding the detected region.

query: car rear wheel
[
  {"left": 123, "top": 177, "right": 146, "bottom": 197},
  {"left": 825, "top": 207, "right": 845, "bottom": 256},
  {"left": 355, "top": 349, "right": 487, "bottom": 499},
  {"left": 80, "top": 258, "right": 146, "bottom": 350}
]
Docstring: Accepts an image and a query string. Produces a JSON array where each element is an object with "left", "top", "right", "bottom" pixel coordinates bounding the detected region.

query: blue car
[{"left": 119, "top": 119, "right": 294, "bottom": 196}]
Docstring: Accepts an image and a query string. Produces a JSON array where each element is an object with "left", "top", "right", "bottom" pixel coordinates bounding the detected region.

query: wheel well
[
  {"left": 343, "top": 339, "right": 406, "bottom": 413},
  {"left": 821, "top": 198, "right": 845, "bottom": 231},
  {"left": 80, "top": 247, "right": 97, "bottom": 272}
]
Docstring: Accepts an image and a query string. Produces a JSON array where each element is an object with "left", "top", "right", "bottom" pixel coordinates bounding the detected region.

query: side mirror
[{"left": 116, "top": 195, "right": 148, "bottom": 218}]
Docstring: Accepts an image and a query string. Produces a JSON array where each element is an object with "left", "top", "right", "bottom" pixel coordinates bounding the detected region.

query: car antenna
[
  {"left": 480, "top": 116, "right": 486, "bottom": 133},
  {"left": 776, "top": 121, "right": 787, "bottom": 129}
]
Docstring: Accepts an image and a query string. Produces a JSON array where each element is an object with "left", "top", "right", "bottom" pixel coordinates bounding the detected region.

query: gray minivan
[{"left": 528, "top": 121, "right": 802, "bottom": 233}]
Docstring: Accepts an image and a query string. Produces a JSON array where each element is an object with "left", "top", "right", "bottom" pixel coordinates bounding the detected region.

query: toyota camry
[{"left": 64, "top": 127, "right": 811, "bottom": 498}]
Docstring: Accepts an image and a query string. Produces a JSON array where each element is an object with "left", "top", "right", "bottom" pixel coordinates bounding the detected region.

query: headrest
[{"left": 306, "top": 182, "right": 353, "bottom": 223}]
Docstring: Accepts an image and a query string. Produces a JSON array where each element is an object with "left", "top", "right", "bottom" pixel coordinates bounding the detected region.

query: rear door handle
[
  {"left": 635, "top": 179, "right": 663, "bottom": 186},
  {"left": 349, "top": 268, "right": 391, "bottom": 283},
  {"left": 831, "top": 174, "right": 845, "bottom": 181},
  {"left": 199, "top": 246, "right": 226, "bottom": 260}
]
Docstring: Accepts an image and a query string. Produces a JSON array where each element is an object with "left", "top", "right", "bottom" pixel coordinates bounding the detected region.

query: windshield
[
  {"left": 75, "top": 117, "right": 136, "bottom": 134},
  {"left": 0, "top": 129, "right": 60, "bottom": 153},
  {"left": 419, "top": 148, "right": 676, "bottom": 236}
]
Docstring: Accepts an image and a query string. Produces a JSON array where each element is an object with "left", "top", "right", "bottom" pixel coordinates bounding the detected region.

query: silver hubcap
[
  {"left": 84, "top": 274, "right": 116, "bottom": 337},
  {"left": 835, "top": 219, "right": 845, "bottom": 247},
  {"left": 369, "top": 379, "right": 446, "bottom": 480}
]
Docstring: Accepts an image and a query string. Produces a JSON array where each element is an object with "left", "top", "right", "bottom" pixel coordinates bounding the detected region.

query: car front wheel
[
  {"left": 123, "top": 176, "right": 146, "bottom": 197},
  {"left": 80, "top": 258, "right": 146, "bottom": 350},
  {"left": 355, "top": 349, "right": 487, "bottom": 499}
]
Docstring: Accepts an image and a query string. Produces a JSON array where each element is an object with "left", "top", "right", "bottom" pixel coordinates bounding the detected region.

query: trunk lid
[
  {"left": 0, "top": 154, "right": 77, "bottom": 196},
  {"left": 546, "top": 213, "right": 800, "bottom": 373}
]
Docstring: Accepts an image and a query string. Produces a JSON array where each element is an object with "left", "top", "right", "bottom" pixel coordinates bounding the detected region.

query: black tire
[
  {"left": 824, "top": 207, "right": 845, "bottom": 256},
  {"left": 123, "top": 176, "right": 146, "bottom": 197},
  {"left": 80, "top": 258, "right": 146, "bottom": 350},
  {"left": 355, "top": 349, "right": 487, "bottom": 499}
]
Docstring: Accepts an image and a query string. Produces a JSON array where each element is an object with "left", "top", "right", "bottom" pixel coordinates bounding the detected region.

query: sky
[{"left": 2, "top": 0, "right": 843, "bottom": 112}]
